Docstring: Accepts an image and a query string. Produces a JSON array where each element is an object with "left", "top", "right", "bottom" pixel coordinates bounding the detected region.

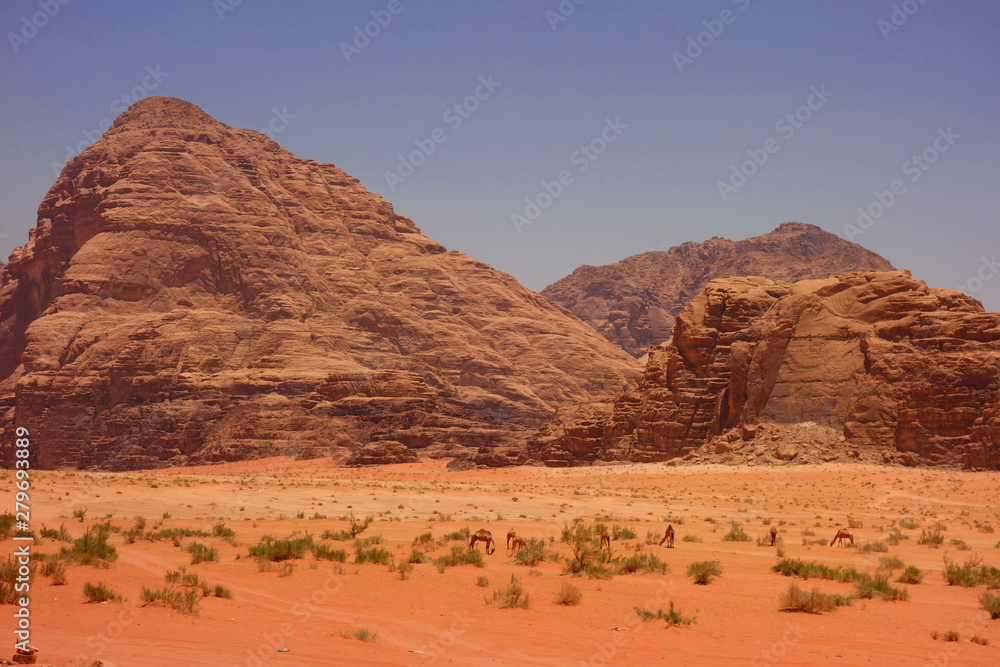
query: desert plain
[{"left": 5, "top": 458, "right": 1000, "bottom": 666}]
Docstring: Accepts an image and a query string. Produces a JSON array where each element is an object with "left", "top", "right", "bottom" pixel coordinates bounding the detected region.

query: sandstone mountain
[
  {"left": 541, "top": 222, "right": 894, "bottom": 358},
  {"left": 0, "top": 97, "right": 641, "bottom": 470},
  {"left": 525, "top": 271, "right": 1000, "bottom": 469}
]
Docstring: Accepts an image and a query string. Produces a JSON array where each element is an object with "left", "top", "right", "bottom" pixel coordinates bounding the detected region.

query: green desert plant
[
  {"left": 687, "top": 560, "right": 722, "bottom": 585},
  {"left": 487, "top": 574, "right": 530, "bottom": 609},
  {"left": 779, "top": 582, "right": 851, "bottom": 613},
  {"left": 555, "top": 582, "right": 582, "bottom": 606},
  {"left": 83, "top": 582, "right": 122, "bottom": 603},
  {"left": 722, "top": 520, "right": 752, "bottom": 542}
]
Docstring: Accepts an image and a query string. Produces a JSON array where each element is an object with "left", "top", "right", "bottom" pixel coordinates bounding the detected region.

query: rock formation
[
  {"left": 0, "top": 97, "right": 641, "bottom": 470},
  {"left": 541, "top": 222, "right": 894, "bottom": 358},
  {"left": 526, "top": 271, "right": 1000, "bottom": 469}
]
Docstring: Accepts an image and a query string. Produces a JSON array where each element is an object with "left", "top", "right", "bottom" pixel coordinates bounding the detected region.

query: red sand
[{"left": 4, "top": 459, "right": 1000, "bottom": 666}]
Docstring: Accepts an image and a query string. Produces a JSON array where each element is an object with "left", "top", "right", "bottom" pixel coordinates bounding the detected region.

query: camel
[
  {"left": 509, "top": 536, "right": 527, "bottom": 554},
  {"left": 769, "top": 526, "right": 778, "bottom": 547},
  {"left": 830, "top": 528, "right": 854, "bottom": 547},
  {"left": 599, "top": 530, "right": 611, "bottom": 552},
  {"left": 470, "top": 529, "right": 496, "bottom": 555},
  {"left": 506, "top": 530, "right": 517, "bottom": 550},
  {"left": 659, "top": 524, "right": 675, "bottom": 548}
]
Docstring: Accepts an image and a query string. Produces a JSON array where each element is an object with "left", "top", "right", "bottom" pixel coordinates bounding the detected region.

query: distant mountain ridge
[{"left": 541, "top": 222, "right": 895, "bottom": 358}]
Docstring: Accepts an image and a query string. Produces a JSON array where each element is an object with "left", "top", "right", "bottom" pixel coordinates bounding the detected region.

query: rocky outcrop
[
  {"left": 526, "top": 271, "right": 1000, "bottom": 468},
  {"left": 0, "top": 97, "right": 641, "bottom": 470},
  {"left": 541, "top": 222, "right": 894, "bottom": 358}
]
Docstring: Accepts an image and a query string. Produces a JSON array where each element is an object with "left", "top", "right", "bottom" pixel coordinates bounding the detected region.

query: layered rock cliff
[
  {"left": 0, "top": 97, "right": 641, "bottom": 470},
  {"left": 526, "top": 271, "right": 1000, "bottom": 469},
  {"left": 542, "top": 223, "right": 894, "bottom": 358}
]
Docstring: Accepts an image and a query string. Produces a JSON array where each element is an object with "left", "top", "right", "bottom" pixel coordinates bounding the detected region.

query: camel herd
[{"left": 463, "top": 525, "right": 855, "bottom": 555}]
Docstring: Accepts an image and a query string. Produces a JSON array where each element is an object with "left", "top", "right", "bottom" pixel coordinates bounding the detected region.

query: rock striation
[
  {"left": 541, "top": 222, "right": 894, "bottom": 358},
  {"left": 525, "top": 271, "right": 1000, "bottom": 469},
  {"left": 0, "top": 97, "right": 641, "bottom": 470}
]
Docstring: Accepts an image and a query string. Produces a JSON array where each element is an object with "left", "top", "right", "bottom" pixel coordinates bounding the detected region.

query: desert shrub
[
  {"left": 398, "top": 561, "right": 413, "bottom": 580},
  {"left": 853, "top": 571, "right": 909, "bottom": 601},
  {"left": 487, "top": 574, "right": 530, "bottom": 609},
  {"left": 634, "top": 602, "right": 695, "bottom": 627},
  {"left": 164, "top": 566, "right": 201, "bottom": 587},
  {"left": 612, "top": 524, "right": 637, "bottom": 540},
  {"left": 439, "top": 528, "right": 471, "bottom": 544},
  {"left": 140, "top": 586, "right": 200, "bottom": 614},
  {"left": 514, "top": 538, "right": 547, "bottom": 567},
  {"left": 412, "top": 532, "right": 435, "bottom": 548},
  {"left": 856, "top": 541, "right": 888, "bottom": 554},
  {"left": 885, "top": 528, "right": 908, "bottom": 546},
  {"left": 0, "top": 557, "right": 34, "bottom": 603},
  {"left": 918, "top": 529, "right": 944, "bottom": 548},
  {"left": 83, "top": 582, "right": 122, "bottom": 603},
  {"left": 212, "top": 522, "right": 235, "bottom": 539},
  {"left": 344, "top": 626, "right": 377, "bottom": 642},
  {"left": 72, "top": 508, "right": 88, "bottom": 522},
  {"left": 61, "top": 525, "right": 118, "bottom": 567},
  {"left": 682, "top": 535, "right": 703, "bottom": 543},
  {"left": 613, "top": 552, "right": 669, "bottom": 575},
  {"left": 408, "top": 549, "right": 426, "bottom": 564},
  {"left": 39, "top": 524, "right": 73, "bottom": 542},
  {"left": 980, "top": 591, "right": 1000, "bottom": 619},
  {"left": 204, "top": 583, "right": 233, "bottom": 598},
  {"left": 878, "top": 556, "right": 904, "bottom": 570},
  {"left": 311, "top": 544, "right": 347, "bottom": 562},
  {"left": 779, "top": 582, "right": 851, "bottom": 613},
  {"left": 355, "top": 546, "right": 392, "bottom": 565},
  {"left": 722, "top": 520, "right": 752, "bottom": 543},
  {"left": 248, "top": 535, "right": 313, "bottom": 562},
  {"left": 772, "top": 558, "right": 859, "bottom": 582},
  {"left": 942, "top": 555, "right": 1000, "bottom": 588},
  {"left": 433, "top": 546, "right": 484, "bottom": 569},
  {"left": 555, "top": 582, "right": 582, "bottom": 606},
  {"left": 561, "top": 522, "right": 604, "bottom": 575},
  {"left": 476, "top": 576, "right": 489, "bottom": 587},
  {"left": 971, "top": 635, "right": 989, "bottom": 645},
  {"left": 848, "top": 516, "right": 864, "bottom": 529},
  {"left": 687, "top": 560, "right": 722, "bottom": 585},
  {"left": 897, "top": 565, "right": 924, "bottom": 584},
  {"left": 898, "top": 518, "right": 919, "bottom": 530},
  {"left": 943, "top": 631, "right": 960, "bottom": 641},
  {"left": 584, "top": 562, "right": 614, "bottom": 579},
  {"left": 185, "top": 542, "right": 218, "bottom": 564},
  {"left": 41, "top": 559, "right": 67, "bottom": 586}
]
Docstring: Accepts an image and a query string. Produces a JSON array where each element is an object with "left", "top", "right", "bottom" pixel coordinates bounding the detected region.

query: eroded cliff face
[
  {"left": 541, "top": 223, "right": 894, "bottom": 359},
  {"left": 0, "top": 97, "right": 641, "bottom": 470},
  {"left": 526, "top": 271, "right": 1000, "bottom": 469}
]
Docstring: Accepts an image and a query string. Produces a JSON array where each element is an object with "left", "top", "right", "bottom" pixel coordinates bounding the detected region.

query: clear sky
[{"left": 1, "top": 1, "right": 997, "bottom": 309}]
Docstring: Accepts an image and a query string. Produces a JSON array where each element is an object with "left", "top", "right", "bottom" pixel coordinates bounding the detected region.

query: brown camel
[
  {"left": 769, "top": 526, "right": 778, "bottom": 547},
  {"left": 470, "top": 529, "right": 496, "bottom": 555},
  {"left": 509, "top": 536, "right": 527, "bottom": 555},
  {"left": 506, "top": 530, "right": 517, "bottom": 550},
  {"left": 599, "top": 530, "right": 611, "bottom": 552},
  {"left": 830, "top": 528, "right": 854, "bottom": 547},
  {"left": 658, "top": 524, "right": 675, "bottom": 548}
]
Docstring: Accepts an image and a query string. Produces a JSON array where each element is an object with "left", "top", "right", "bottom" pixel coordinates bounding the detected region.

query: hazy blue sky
[{"left": 1, "top": 1, "right": 997, "bottom": 309}]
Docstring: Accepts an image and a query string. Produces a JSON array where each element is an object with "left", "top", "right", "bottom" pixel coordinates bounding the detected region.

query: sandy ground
[{"left": 4, "top": 458, "right": 1000, "bottom": 666}]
